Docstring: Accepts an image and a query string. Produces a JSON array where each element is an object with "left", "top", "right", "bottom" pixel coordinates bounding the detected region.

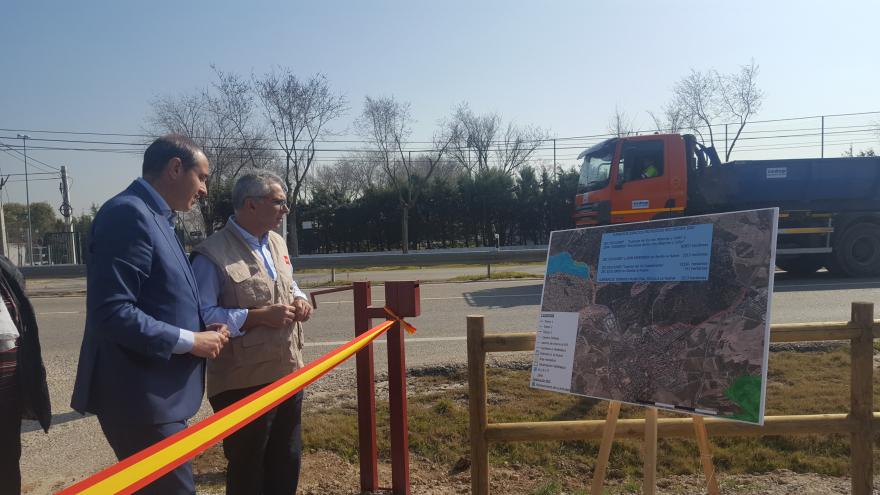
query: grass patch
[
  {"left": 301, "top": 347, "right": 880, "bottom": 480},
  {"left": 449, "top": 271, "right": 541, "bottom": 282},
  {"left": 530, "top": 479, "right": 562, "bottom": 495},
  {"left": 297, "top": 279, "right": 357, "bottom": 289}
]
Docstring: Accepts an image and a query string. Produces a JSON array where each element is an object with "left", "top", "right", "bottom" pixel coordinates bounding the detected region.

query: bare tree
[
  {"left": 146, "top": 71, "right": 271, "bottom": 234},
  {"left": 356, "top": 96, "right": 453, "bottom": 253},
  {"left": 255, "top": 68, "right": 347, "bottom": 256},
  {"left": 147, "top": 93, "right": 207, "bottom": 141},
  {"left": 668, "top": 60, "right": 764, "bottom": 160},
  {"left": 446, "top": 103, "right": 547, "bottom": 176},
  {"left": 607, "top": 105, "right": 636, "bottom": 137},
  {"left": 210, "top": 66, "right": 272, "bottom": 173},
  {"left": 648, "top": 103, "right": 687, "bottom": 134},
  {"left": 718, "top": 59, "right": 763, "bottom": 160},
  {"left": 496, "top": 122, "right": 547, "bottom": 176},
  {"left": 672, "top": 69, "right": 720, "bottom": 146},
  {"left": 311, "top": 153, "right": 380, "bottom": 202},
  {"left": 446, "top": 103, "right": 501, "bottom": 175}
]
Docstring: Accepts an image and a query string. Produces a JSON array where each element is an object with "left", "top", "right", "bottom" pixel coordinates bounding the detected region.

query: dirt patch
[
  {"left": 191, "top": 355, "right": 879, "bottom": 494},
  {"left": 194, "top": 449, "right": 867, "bottom": 494}
]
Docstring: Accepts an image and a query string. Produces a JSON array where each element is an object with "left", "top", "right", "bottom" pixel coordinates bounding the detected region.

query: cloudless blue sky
[{"left": 1, "top": 0, "right": 879, "bottom": 215}]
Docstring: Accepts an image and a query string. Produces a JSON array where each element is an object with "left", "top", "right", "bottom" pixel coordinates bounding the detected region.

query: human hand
[
  {"left": 206, "top": 323, "right": 230, "bottom": 339},
  {"left": 260, "top": 303, "right": 298, "bottom": 328},
  {"left": 190, "top": 328, "right": 229, "bottom": 359},
  {"left": 292, "top": 298, "right": 313, "bottom": 322}
]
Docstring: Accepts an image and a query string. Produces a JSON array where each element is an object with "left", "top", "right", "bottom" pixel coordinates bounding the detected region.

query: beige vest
[{"left": 193, "top": 224, "right": 304, "bottom": 398}]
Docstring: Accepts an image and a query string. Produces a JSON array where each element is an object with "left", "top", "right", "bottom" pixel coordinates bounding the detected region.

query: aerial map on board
[{"left": 530, "top": 209, "right": 778, "bottom": 424}]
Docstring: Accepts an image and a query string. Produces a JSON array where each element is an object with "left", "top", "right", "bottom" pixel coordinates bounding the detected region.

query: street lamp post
[{"left": 16, "top": 134, "right": 34, "bottom": 266}]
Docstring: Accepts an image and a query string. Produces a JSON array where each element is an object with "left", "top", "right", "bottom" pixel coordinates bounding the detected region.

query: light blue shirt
[
  {"left": 136, "top": 178, "right": 195, "bottom": 354},
  {"left": 192, "top": 217, "right": 307, "bottom": 338}
]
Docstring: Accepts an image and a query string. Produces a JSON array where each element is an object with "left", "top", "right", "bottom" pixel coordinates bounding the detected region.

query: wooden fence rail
[{"left": 467, "top": 302, "right": 878, "bottom": 495}]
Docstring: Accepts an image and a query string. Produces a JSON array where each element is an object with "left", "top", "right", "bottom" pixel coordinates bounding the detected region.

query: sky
[{"left": 1, "top": 0, "right": 879, "bottom": 217}]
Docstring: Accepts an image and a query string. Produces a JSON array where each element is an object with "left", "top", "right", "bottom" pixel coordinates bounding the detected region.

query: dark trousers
[
  {"left": 98, "top": 416, "right": 194, "bottom": 495},
  {"left": 0, "top": 348, "right": 20, "bottom": 495},
  {"left": 209, "top": 386, "right": 303, "bottom": 495}
]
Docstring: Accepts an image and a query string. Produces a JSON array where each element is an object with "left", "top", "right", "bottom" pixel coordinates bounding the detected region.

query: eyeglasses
[{"left": 249, "top": 196, "right": 289, "bottom": 209}]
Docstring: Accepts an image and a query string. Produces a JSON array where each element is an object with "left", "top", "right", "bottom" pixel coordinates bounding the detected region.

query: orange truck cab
[{"left": 574, "top": 133, "right": 880, "bottom": 278}]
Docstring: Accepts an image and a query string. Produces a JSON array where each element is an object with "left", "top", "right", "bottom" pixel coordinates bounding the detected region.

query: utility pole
[
  {"left": 16, "top": 134, "right": 34, "bottom": 266},
  {"left": 0, "top": 174, "right": 8, "bottom": 257},
  {"left": 60, "top": 166, "right": 77, "bottom": 264}
]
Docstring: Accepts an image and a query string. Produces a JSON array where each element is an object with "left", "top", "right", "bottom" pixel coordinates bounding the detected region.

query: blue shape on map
[{"left": 547, "top": 252, "right": 590, "bottom": 279}]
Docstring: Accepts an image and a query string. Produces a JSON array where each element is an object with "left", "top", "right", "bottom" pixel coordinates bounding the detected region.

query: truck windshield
[{"left": 577, "top": 139, "right": 616, "bottom": 194}]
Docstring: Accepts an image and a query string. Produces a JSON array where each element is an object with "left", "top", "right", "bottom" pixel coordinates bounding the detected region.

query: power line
[
  {"left": 6, "top": 178, "right": 61, "bottom": 183},
  {"left": 0, "top": 111, "right": 876, "bottom": 170},
  {"left": 0, "top": 141, "right": 62, "bottom": 172},
  {"left": 0, "top": 143, "right": 60, "bottom": 174},
  {"left": 3, "top": 109, "right": 879, "bottom": 148}
]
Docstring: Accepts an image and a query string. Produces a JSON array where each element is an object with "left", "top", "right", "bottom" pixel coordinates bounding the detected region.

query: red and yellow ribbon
[{"left": 58, "top": 311, "right": 413, "bottom": 495}]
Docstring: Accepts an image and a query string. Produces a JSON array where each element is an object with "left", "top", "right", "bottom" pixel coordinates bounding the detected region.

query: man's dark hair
[{"left": 142, "top": 134, "right": 203, "bottom": 179}]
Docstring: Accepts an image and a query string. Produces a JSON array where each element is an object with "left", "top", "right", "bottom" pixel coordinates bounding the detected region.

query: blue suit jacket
[{"left": 71, "top": 180, "right": 205, "bottom": 424}]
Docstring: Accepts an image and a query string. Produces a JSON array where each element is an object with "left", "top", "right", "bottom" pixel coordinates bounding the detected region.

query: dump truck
[{"left": 574, "top": 133, "right": 880, "bottom": 277}]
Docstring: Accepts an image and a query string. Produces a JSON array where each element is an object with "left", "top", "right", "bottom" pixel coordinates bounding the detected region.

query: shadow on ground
[
  {"left": 773, "top": 271, "right": 880, "bottom": 292},
  {"left": 462, "top": 283, "right": 543, "bottom": 308},
  {"left": 21, "top": 410, "right": 90, "bottom": 433}
]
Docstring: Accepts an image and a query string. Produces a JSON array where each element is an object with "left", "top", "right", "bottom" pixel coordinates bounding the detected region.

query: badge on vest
[{"left": 283, "top": 255, "right": 291, "bottom": 265}]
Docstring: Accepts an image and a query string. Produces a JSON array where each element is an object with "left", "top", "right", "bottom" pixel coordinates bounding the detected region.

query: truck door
[{"left": 610, "top": 138, "right": 673, "bottom": 224}]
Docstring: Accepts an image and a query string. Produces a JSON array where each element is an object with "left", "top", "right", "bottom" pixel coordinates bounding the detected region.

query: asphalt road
[
  {"left": 19, "top": 272, "right": 880, "bottom": 493},
  {"left": 32, "top": 271, "right": 880, "bottom": 372}
]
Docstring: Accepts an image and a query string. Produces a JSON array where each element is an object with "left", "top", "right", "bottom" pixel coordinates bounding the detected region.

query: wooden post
[
  {"left": 468, "top": 316, "right": 489, "bottom": 495},
  {"left": 352, "top": 282, "right": 379, "bottom": 492},
  {"left": 643, "top": 408, "right": 658, "bottom": 495},
  {"left": 692, "top": 416, "right": 720, "bottom": 495},
  {"left": 385, "top": 283, "right": 412, "bottom": 495},
  {"left": 590, "top": 401, "right": 621, "bottom": 495},
  {"left": 850, "top": 302, "right": 874, "bottom": 495}
]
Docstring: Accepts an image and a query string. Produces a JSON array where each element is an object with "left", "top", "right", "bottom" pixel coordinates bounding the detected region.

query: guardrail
[
  {"left": 19, "top": 247, "right": 549, "bottom": 279},
  {"left": 467, "top": 302, "right": 878, "bottom": 495}
]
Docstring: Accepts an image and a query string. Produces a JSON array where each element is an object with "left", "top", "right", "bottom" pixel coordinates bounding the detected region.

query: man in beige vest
[{"left": 191, "top": 172, "right": 312, "bottom": 495}]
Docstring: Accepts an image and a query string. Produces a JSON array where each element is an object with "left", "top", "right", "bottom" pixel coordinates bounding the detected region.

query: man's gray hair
[{"left": 232, "top": 171, "right": 287, "bottom": 209}]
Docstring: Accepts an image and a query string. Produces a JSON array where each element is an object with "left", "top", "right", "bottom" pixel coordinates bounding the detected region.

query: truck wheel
[
  {"left": 834, "top": 222, "right": 880, "bottom": 277},
  {"left": 776, "top": 255, "right": 825, "bottom": 276}
]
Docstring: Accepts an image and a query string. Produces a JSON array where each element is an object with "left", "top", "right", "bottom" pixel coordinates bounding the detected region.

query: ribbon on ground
[{"left": 58, "top": 311, "right": 411, "bottom": 495}]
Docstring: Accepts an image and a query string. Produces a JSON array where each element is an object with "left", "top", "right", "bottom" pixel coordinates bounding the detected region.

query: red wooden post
[
  {"left": 353, "top": 281, "right": 379, "bottom": 492},
  {"left": 384, "top": 281, "right": 420, "bottom": 495}
]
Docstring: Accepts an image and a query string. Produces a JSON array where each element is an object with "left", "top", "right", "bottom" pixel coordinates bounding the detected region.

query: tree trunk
[
  {"left": 287, "top": 207, "right": 300, "bottom": 256},
  {"left": 401, "top": 204, "right": 409, "bottom": 254},
  {"left": 201, "top": 208, "right": 214, "bottom": 236}
]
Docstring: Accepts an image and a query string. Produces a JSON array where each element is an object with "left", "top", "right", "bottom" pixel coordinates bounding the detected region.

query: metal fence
[{"left": 42, "top": 231, "right": 83, "bottom": 265}]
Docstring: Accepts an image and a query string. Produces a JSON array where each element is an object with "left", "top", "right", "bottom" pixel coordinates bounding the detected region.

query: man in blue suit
[{"left": 71, "top": 134, "right": 229, "bottom": 494}]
